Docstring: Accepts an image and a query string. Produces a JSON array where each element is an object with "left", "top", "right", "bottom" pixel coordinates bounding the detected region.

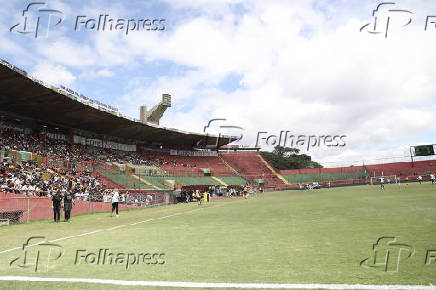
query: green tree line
[{"left": 261, "top": 146, "right": 323, "bottom": 170}]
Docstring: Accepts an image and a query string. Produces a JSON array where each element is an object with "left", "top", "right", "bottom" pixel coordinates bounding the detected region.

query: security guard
[
  {"left": 63, "top": 192, "right": 74, "bottom": 222},
  {"left": 52, "top": 191, "right": 63, "bottom": 223}
]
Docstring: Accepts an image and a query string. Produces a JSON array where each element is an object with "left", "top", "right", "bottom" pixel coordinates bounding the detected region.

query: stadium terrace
[{"left": 0, "top": 58, "right": 435, "bottom": 226}]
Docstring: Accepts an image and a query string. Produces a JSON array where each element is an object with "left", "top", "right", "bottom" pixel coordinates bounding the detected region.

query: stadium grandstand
[{"left": 1, "top": 58, "right": 436, "bottom": 223}]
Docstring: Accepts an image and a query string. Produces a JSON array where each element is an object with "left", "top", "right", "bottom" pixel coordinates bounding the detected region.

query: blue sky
[{"left": 1, "top": 0, "right": 436, "bottom": 166}]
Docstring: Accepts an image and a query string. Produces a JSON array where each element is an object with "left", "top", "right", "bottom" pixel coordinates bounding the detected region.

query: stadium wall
[
  {"left": 280, "top": 166, "right": 365, "bottom": 175},
  {"left": 0, "top": 192, "right": 130, "bottom": 223},
  {"left": 280, "top": 160, "right": 436, "bottom": 177},
  {"left": 278, "top": 159, "right": 436, "bottom": 187}
]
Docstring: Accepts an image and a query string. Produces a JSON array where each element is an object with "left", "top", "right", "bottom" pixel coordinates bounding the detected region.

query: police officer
[
  {"left": 63, "top": 192, "right": 74, "bottom": 222},
  {"left": 52, "top": 191, "right": 62, "bottom": 223}
]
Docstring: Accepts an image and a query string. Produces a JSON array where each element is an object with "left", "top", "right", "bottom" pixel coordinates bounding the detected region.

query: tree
[
  {"left": 272, "top": 146, "right": 299, "bottom": 157},
  {"left": 261, "top": 145, "right": 322, "bottom": 170}
]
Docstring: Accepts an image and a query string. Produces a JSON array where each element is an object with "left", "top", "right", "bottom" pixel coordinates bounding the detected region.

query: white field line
[
  {"left": 0, "top": 276, "right": 434, "bottom": 289},
  {"left": 0, "top": 203, "right": 227, "bottom": 255}
]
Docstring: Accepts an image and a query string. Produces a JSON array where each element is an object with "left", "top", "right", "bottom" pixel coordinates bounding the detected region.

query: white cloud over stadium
[{"left": 3, "top": 0, "right": 436, "bottom": 166}]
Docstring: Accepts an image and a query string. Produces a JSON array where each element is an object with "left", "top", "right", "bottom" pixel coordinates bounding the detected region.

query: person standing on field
[
  {"left": 111, "top": 190, "right": 119, "bottom": 217},
  {"left": 63, "top": 192, "right": 74, "bottom": 222},
  {"left": 379, "top": 177, "right": 385, "bottom": 190},
  {"left": 52, "top": 191, "right": 62, "bottom": 223},
  {"left": 196, "top": 190, "right": 201, "bottom": 205}
]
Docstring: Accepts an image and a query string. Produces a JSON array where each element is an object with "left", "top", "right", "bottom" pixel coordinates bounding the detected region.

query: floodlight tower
[{"left": 140, "top": 94, "right": 172, "bottom": 125}]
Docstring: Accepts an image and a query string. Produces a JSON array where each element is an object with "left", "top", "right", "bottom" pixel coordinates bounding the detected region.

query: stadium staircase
[
  {"left": 131, "top": 174, "right": 162, "bottom": 190},
  {"left": 211, "top": 176, "right": 228, "bottom": 186},
  {"left": 220, "top": 153, "right": 286, "bottom": 186},
  {"left": 150, "top": 161, "right": 165, "bottom": 173},
  {"left": 257, "top": 154, "right": 289, "bottom": 184},
  {"left": 144, "top": 152, "right": 234, "bottom": 176},
  {"left": 100, "top": 172, "right": 155, "bottom": 190},
  {"left": 95, "top": 172, "right": 126, "bottom": 189},
  {"left": 218, "top": 155, "right": 241, "bottom": 176}
]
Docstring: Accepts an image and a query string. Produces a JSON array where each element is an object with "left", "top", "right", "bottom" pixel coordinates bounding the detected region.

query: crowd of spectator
[
  {"left": 0, "top": 125, "right": 182, "bottom": 206},
  {"left": 0, "top": 158, "right": 110, "bottom": 201},
  {"left": 1, "top": 128, "right": 94, "bottom": 162},
  {"left": 0, "top": 123, "right": 226, "bottom": 208},
  {"left": 145, "top": 154, "right": 197, "bottom": 168},
  {"left": 0, "top": 127, "right": 158, "bottom": 167},
  {"left": 0, "top": 123, "right": 208, "bottom": 177}
]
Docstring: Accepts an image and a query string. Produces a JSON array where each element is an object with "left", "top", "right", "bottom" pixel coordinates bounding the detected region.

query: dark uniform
[
  {"left": 52, "top": 193, "right": 62, "bottom": 222},
  {"left": 63, "top": 193, "right": 74, "bottom": 222}
]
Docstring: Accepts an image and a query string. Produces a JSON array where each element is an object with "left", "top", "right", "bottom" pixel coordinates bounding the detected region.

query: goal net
[{"left": 370, "top": 175, "right": 397, "bottom": 185}]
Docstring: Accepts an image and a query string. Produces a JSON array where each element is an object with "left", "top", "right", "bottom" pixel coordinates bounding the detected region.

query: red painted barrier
[
  {"left": 0, "top": 192, "right": 130, "bottom": 223},
  {"left": 280, "top": 160, "right": 436, "bottom": 176}
]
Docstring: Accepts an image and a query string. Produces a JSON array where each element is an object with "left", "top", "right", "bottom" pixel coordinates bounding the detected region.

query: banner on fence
[
  {"left": 73, "top": 136, "right": 136, "bottom": 152},
  {"left": 170, "top": 149, "right": 217, "bottom": 156}
]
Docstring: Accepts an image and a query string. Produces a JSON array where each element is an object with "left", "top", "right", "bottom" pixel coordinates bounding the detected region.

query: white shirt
[
  {"left": 112, "top": 191, "right": 119, "bottom": 203},
  {"left": 380, "top": 178, "right": 384, "bottom": 183},
  {"left": 21, "top": 185, "right": 29, "bottom": 194},
  {"left": 431, "top": 174, "right": 435, "bottom": 179}
]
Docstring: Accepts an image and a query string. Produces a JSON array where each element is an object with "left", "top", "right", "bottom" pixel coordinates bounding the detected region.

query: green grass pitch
[{"left": 0, "top": 182, "right": 436, "bottom": 289}]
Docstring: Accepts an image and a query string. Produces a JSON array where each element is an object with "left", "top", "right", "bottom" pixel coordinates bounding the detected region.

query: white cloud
[
  {"left": 32, "top": 62, "right": 76, "bottom": 85},
  {"left": 79, "top": 68, "right": 115, "bottom": 79},
  {"left": 3, "top": 0, "right": 436, "bottom": 166},
  {"left": 36, "top": 37, "right": 95, "bottom": 67},
  {"left": 114, "top": 0, "right": 436, "bottom": 165},
  {"left": 96, "top": 69, "right": 115, "bottom": 77}
]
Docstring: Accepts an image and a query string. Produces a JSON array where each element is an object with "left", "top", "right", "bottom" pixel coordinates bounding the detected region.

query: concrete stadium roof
[{"left": 0, "top": 62, "right": 236, "bottom": 148}]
